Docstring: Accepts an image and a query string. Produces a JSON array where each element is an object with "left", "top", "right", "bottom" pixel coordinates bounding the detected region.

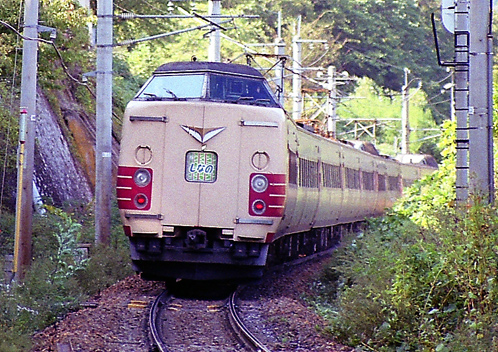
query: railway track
[
  {"left": 149, "top": 290, "right": 170, "bottom": 352},
  {"left": 228, "top": 289, "right": 272, "bottom": 352},
  {"left": 149, "top": 285, "right": 273, "bottom": 352},
  {"left": 32, "top": 256, "right": 348, "bottom": 351}
]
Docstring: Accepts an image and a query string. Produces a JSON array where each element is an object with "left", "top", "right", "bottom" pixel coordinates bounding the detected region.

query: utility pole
[
  {"left": 468, "top": 0, "right": 493, "bottom": 202},
  {"left": 442, "top": 0, "right": 493, "bottom": 204},
  {"left": 95, "top": 0, "right": 113, "bottom": 245},
  {"left": 14, "top": 0, "right": 39, "bottom": 281},
  {"left": 292, "top": 15, "right": 302, "bottom": 120},
  {"left": 291, "top": 17, "right": 328, "bottom": 122},
  {"left": 401, "top": 68, "right": 410, "bottom": 154},
  {"left": 326, "top": 66, "right": 337, "bottom": 138},
  {"left": 274, "top": 11, "right": 285, "bottom": 107},
  {"left": 208, "top": 0, "right": 221, "bottom": 62}
]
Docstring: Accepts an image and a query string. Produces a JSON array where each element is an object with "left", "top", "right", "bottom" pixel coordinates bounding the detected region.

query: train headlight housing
[
  {"left": 248, "top": 173, "right": 286, "bottom": 217},
  {"left": 134, "top": 168, "right": 151, "bottom": 187},
  {"left": 251, "top": 174, "right": 268, "bottom": 193},
  {"left": 134, "top": 193, "right": 149, "bottom": 209},
  {"left": 117, "top": 166, "right": 153, "bottom": 211},
  {"left": 252, "top": 200, "right": 266, "bottom": 215}
]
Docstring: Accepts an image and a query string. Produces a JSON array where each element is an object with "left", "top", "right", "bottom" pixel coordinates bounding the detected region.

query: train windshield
[
  {"left": 208, "top": 74, "right": 279, "bottom": 107},
  {"left": 135, "top": 72, "right": 279, "bottom": 107},
  {"left": 136, "top": 74, "right": 205, "bottom": 99}
]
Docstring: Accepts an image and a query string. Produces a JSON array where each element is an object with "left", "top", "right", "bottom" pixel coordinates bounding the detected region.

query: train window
[
  {"left": 378, "top": 174, "right": 386, "bottom": 191},
  {"left": 388, "top": 176, "right": 400, "bottom": 191},
  {"left": 322, "top": 163, "right": 342, "bottom": 188},
  {"left": 345, "top": 168, "right": 361, "bottom": 189},
  {"left": 288, "top": 152, "right": 298, "bottom": 185},
  {"left": 298, "top": 158, "right": 319, "bottom": 188},
  {"left": 135, "top": 71, "right": 279, "bottom": 107},
  {"left": 136, "top": 74, "right": 205, "bottom": 100},
  {"left": 135, "top": 69, "right": 280, "bottom": 108},
  {"left": 362, "top": 171, "right": 375, "bottom": 191}
]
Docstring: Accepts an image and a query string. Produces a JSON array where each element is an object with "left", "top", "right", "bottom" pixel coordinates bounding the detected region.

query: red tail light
[
  {"left": 117, "top": 166, "right": 153, "bottom": 210},
  {"left": 248, "top": 173, "right": 286, "bottom": 217},
  {"left": 134, "top": 193, "right": 149, "bottom": 209},
  {"left": 252, "top": 199, "right": 266, "bottom": 214}
]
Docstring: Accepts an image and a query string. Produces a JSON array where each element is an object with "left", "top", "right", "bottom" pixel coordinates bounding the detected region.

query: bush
[
  {"left": 0, "top": 205, "right": 133, "bottom": 351},
  {"left": 0, "top": 212, "right": 15, "bottom": 257},
  {"left": 317, "top": 202, "right": 498, "bottom": 351},
  {"left": 312, "top": 121, "right": 498, "bottom": 351},
  {"left": 76, "top": 244, "right": 133, "bottom": 296}
]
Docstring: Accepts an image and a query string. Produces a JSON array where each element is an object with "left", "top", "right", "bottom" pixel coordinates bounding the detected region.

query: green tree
[{"left": 229, "top": 0, "right": 450, "bottom": 122}]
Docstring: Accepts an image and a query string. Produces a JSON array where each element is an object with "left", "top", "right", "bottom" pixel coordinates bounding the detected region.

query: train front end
[{"left": 117, "top": 62, "right": 287, "bottom": 280}]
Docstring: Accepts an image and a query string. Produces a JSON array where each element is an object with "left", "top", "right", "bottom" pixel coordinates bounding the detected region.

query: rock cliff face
[
  {"left": 34, "top": 88, "right": 93, "bottom": 206},
  {"left": 34, "top": 84, "right": 119, "bottom": 207}
]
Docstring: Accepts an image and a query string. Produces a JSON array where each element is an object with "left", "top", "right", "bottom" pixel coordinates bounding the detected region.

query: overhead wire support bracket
[
  {"left": 192, "top": 12, "right": 227, "bottom": 30},
  {"left": 431, "top": 13, "right": 459, "bottom": 67},
  {"left": 115, "top": 20, "right": 232, "bottom": 47}
]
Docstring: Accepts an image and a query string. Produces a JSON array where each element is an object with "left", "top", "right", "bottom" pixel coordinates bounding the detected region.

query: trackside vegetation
[
  {"left": 311, "top": 120, "right": 498, "bottom": 351},
  {"left": 0, "top": 206, "right": 132, "bottom": 351}
]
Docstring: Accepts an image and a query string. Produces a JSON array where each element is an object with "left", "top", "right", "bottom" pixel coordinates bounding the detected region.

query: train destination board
[{"left": 185, "top": 151, "right": 218, "bottom": 183}]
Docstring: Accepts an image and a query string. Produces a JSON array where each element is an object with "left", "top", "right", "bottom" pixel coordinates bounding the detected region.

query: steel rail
[
  {"left": 149, "top": 290, "right": 171, "bottom": 352},
  {"left": 228, "top": 290, "right": 271, "bottom": 352}
]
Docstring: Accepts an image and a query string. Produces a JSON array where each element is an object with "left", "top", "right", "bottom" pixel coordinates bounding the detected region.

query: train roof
[
  {"left": 153, "top": 61, "right": 265, "bottom": 79},
  {"left": 347, "top": 140, "right": 380, "bottom": 156},
  {"left": 395, "top": 154, "right": 438, "bottom": 167}
]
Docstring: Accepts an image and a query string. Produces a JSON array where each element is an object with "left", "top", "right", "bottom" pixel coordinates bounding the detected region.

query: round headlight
[
  {"left": 134, "top": 168, "right": 151, "bottom": 187},
  {"left": 251, "top": 174, "right": 268, "bottom": 193}
]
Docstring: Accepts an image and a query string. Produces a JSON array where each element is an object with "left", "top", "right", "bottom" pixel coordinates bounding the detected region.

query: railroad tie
[{"left": 127, "top": 300, "right": 148, "bottom": 309}]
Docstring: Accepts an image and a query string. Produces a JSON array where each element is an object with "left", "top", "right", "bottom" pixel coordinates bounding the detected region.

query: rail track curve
[
  {"left": 149, "top": 286, "right": 273, "bottom": 352},
  {"left": 149, "top": 290, "right": 171, "bottom": 352},
  {"left": 228, "top": 289, "right": 272, "bottom": 352}
]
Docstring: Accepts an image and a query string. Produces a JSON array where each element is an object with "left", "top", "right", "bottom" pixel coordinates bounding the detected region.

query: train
[{"left": 116, "top": 61, "right": 437, "bottom": 281}]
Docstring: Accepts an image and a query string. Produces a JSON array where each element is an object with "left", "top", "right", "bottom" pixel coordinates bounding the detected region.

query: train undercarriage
[{"left": 131, "top": 222, "right": 363, "bottom": 281}]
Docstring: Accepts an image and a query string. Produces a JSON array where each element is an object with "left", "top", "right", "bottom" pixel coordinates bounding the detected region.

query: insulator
[{"left": 120, "top": 13, "right": 135, "bottom": 19}]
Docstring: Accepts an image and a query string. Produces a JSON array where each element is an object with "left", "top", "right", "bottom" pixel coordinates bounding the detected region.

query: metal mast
[
  {"left": 14, "top": 0, "right": 39, "bottom": 280},
  {"left": 208, "top": 0, "right": 221, "bottom": 62},
  {"left": 95, "top": 0, "right": 113, "bottom": 245},
  {"left": 468, "top": 0, "right": 493, "bottom": 202},
  {"left": 453, "top": 0, "right": 471, "bottom": 203},
  {"left": 274, "top": 11, "right": 286, "bottom": 107},
  {"left": 326, "top": 66, "right": 338, "bottom": 138},
  {"left": 401, "top": 68, "right": 411, "bottom": 154},
  {"left": 292, "top": 16, "right": 302, "bottom": 120}
]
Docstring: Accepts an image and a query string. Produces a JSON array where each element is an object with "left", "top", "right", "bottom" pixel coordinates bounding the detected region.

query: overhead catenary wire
[
  {"left": 0, "top": 19, "right": 127, "bottom": 123},
  {"left": 223, "top": 16, "right": 445, "bottom": 140},
  {"left": 0, "top": 20, "right": 90, "bottom": 88}
]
